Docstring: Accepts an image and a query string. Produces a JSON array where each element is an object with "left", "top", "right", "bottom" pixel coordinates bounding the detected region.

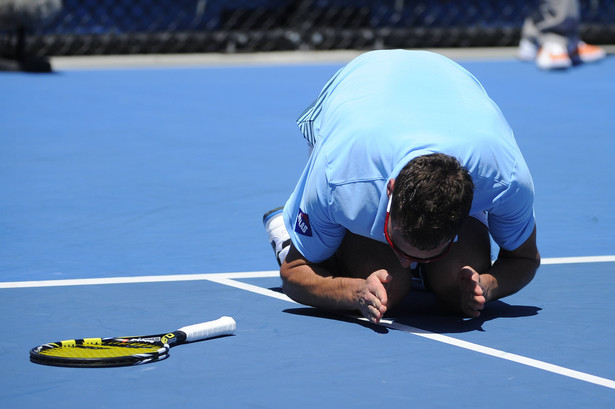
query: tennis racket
[{"left": 30, "top": 316, "right": 236, "bottom": 368}]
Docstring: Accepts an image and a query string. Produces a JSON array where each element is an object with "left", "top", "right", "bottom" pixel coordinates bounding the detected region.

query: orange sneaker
[
  {"left": 572, "top": 41, "right": 606, "bottom": 63},
  {"left": 536, "top": 41, "right": 572, "bottom": 70}
]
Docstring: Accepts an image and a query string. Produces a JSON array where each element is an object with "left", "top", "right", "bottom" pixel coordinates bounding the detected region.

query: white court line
[
  {"left": 540, "top": 255, "right": 615, "bottom": 264},
  {"left": 1, "top": 254, "right": 613, "bottom": 289},
  {"left": 0, "top": 255, "right": 615, "bottom": 289},
  {"left": 206, "top": 276, "right": 296, "bottom": 304},
  {"left": 381, "top": 320, "right": 615, "bottom": 390},
  {"left": 0, "top": 270, "right": 280, "bottom": 289},
  {"left": 210, "top": 276, "right": 615, "bottom": 390},
  {"left": 1, "top": 255, "right": 614, "bottom": 388}
]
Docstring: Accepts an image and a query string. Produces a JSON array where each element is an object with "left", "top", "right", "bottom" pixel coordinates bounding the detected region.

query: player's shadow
[
  {"left": 282, "top": 307, "right": 391, "bottom": 334},
  {"left": 387, "top": 290, "right": 541, "bottom": 334},
  {"left": 279, "top": 288, "right": 541, "bottom": 334}
]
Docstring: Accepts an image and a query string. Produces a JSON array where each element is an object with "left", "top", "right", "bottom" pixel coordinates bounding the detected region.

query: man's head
[{"left": 388, "top": 153, "right": 474, "bottom": 254}]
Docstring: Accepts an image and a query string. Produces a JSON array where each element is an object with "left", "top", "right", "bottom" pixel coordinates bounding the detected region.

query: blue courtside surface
[{"left": 1, "top": 51, "right": 613, "bottom": 408}]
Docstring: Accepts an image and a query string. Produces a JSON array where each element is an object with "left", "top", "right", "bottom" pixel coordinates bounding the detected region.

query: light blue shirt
[{"left": 284, "top": 50, "right": 535, "bottom": 263}]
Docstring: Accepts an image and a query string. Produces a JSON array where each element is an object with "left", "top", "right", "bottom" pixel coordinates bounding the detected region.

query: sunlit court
[{"left": 1, "top": 1, "right": 614, "bottom": 408}]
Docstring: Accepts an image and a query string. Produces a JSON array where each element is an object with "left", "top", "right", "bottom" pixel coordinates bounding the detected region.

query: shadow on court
[{"left": 281, "top": 289, "right": 541, "bottom": 335}]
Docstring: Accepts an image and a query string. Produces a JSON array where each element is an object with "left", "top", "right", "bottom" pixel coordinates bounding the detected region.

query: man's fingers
[
  {"left": 367, "top": 304, "right": 387, "bottom": 323},
  {"left": 364, "top": 289, "right": 388, "bottom": 323},
  {"left": 473, "top": 297, "right": 485, "bottom": 311},
  {"left": 374, "top": 270, "right": 392, "bottom": 304},
  {"left": 368, "top": 294, "right": 387, "bottom": 313},
  {"left": 458, "top": 266, "right": 479, "bottom": 282},
  {"left": 375, "top": 269, "right": 393, "bottom": 283},
  {"left": 359, "top": 271, "right": 394, "bottom": 323},
  {"left": 374, "top": 287, "right": 388, "bottom": 308},
  {"left": 366, "top": 272, "right": 389, "bottom": 305},
  {"left": 456, "top": 266, "right": 487, "bottom": 318}
]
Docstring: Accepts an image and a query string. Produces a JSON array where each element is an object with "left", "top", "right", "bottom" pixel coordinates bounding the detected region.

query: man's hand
[
  {"left": 355, "top": 270, "right": 392, "bottom": 323},
  {"left": 281, "top": 239, "right": 412, "bottom": 324},
  {"left": 457, "top": 266, "right": 486, "bottom": 318}
]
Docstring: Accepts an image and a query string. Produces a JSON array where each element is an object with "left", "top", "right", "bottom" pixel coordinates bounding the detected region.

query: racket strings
[{"left": 39, "top": 341, "right": 162, "bottom": 359}]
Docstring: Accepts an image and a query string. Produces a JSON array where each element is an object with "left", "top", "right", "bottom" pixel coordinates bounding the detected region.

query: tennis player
[{"left": 264, "top": 50, "right": 540, "bottom": 323}]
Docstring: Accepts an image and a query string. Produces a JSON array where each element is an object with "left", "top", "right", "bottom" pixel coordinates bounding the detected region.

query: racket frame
[
  {"left": 29, "top": 331, "right": 183, "bottom": 367},
  {"left": 29, "top": 317, "right": 235, "bottom": 368}
]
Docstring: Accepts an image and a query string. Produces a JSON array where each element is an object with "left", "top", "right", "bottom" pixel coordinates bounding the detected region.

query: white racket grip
[{"left": 179, "top": 316, "right": 236, "bottom": 342}]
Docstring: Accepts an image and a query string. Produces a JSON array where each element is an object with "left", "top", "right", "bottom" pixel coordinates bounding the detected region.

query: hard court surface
[{"left": 1, "top": 49, "right": 614, "bottom": 408}]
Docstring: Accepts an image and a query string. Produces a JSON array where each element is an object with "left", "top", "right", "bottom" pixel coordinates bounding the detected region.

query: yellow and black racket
[{"left": 30, "top": 316, "right": 236, "bottom": 368}]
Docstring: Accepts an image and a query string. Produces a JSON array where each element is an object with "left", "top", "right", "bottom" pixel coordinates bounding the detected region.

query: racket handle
[{"left": 179, "top": 316, "right": 236, "bottom": 342}]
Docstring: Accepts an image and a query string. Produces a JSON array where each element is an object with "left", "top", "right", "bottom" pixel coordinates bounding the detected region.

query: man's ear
[{"left": 387, "top": 179, "right": 395, "bottom": 196}]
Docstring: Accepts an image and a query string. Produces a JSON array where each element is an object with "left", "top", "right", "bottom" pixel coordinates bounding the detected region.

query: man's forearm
[
  {"left": 280, "top": 255, "right": 362, "bottom": 310},
  {"left": 481, "top": 252, "right": 540, "bottom": 303},
  {"left": 480, "top": 225, "right": 540, "bottom": 303}
]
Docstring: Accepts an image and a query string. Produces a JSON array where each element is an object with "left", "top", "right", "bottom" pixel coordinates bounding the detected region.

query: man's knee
[
  {"left": 422, "top": 217, "right": 491, "bottom": 294},
  {"left": 333, "top": 231, "right": 412, "bottom": 306},
  {"left": 334, "top": 232, "right": 403, "bottom": 276},
  {"left": 453, "top": 216, "right": 492, "bottom": 271}
]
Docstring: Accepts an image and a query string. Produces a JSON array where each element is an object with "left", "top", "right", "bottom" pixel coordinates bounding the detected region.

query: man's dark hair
[{"left": 391, "top": 153, "right": 474, "bottom": 250}]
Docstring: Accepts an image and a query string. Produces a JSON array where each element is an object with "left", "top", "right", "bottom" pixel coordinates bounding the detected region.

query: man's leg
[
  {"left": 421, "top": 217, "right": 492, "bottom": 315},
  {"left": 333, "top": 231, "right": 413, "bottom": 308},
  {"left": 519, "top": 0, "right": 578, "bottom": 69}
]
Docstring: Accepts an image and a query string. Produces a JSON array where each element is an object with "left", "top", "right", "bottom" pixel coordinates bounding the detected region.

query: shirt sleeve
[
  {"left": 487, "top": 163, "right": 536, "bottom": 251},
  {"left": 283, "top": 153, "right": 346, "bottom": 263}
]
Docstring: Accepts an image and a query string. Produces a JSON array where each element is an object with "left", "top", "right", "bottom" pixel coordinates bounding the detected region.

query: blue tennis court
[{"left": 1, "top": 50, "right": 614, "bottom": 408}]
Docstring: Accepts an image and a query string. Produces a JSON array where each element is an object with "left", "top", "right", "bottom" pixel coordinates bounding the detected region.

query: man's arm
[
  {"left": 460, "top": 225, "right": 540, "bottom": 317},
  {"left": 483, "top": 225, "right": 540, "bottom": 301},
  {"left": 280, "top": 244, "right": 392, "bottom": 323}
]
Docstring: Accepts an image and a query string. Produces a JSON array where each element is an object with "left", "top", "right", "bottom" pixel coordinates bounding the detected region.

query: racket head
[{"left": 29, "top": 334, "right": 174, "bottom": 368}]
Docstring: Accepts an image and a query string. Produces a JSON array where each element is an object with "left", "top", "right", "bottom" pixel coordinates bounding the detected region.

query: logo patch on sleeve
[{"left": 294, "top": 208, "right": 313, "bottom": 237}]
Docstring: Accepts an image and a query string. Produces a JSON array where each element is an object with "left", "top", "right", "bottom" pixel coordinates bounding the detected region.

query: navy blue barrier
[{"left": 4, "top": 0, "right": 615, "bottom": 55}]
